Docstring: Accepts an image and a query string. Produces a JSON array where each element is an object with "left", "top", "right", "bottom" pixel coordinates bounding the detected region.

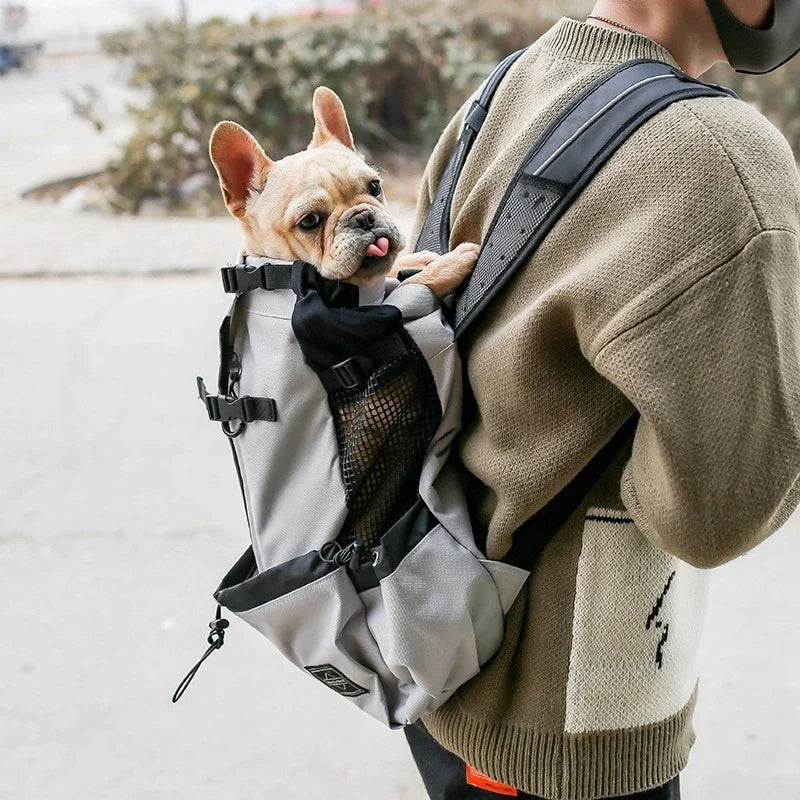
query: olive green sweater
[{"left": 411, "top": 18, "right": 800, "bottom": 800}]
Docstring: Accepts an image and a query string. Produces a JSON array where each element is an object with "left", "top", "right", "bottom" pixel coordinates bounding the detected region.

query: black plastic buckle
[
  {"left": 196, "top": 377, "right": 277, "bottom": 425},
  {"left": 197, "top": 377, "right": 248, "bottom": 422},
  {"left": 329, "top": 357, "right": 368, "bottom": 390},
  {"left": 220, "top": 265, "right": 242, "bottom": 293},
  {"left": 220, "top": 260, "right": 294, "bottom": 294},
  {"left": 221, "top": 264, "right": 264, "bottom": 294},
  {"left": 464, "top": 100, "right": 488, "bottom": 133}
]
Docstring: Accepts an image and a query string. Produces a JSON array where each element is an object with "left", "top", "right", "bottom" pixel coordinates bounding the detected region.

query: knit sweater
[{"left": 410, "top": 17, "right": 800, "bottom": 800}]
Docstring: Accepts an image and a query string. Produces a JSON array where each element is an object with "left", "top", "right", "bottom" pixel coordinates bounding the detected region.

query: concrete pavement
[
  {"left": 1, "top": 275, "right": 798, "bottom": 800},
  {"left": 0, "top": 49, "right": 248, "bottom": 277}
]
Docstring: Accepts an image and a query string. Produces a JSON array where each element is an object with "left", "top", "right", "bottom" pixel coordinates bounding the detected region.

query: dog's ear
[
  {"left": 309, "top": 87, "right": 356, "bottom": 151},
  {"left": 209, "top": 121, "right": 272, "bottom": 218}
]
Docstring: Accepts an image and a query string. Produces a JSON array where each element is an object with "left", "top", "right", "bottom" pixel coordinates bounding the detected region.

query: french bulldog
[{"left": 208, "top": 86, "right": 479, "bottom": 298}]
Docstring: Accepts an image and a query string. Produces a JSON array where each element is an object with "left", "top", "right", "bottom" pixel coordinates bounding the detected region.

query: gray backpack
[{"left": 175, "top": 56, "right": 733, "bottom": 728}]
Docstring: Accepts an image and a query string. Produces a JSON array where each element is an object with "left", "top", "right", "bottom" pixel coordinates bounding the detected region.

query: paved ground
[
  {"left": 1, "top": 46, "right": 799, "bottom": 800},
  {"left": 0, "top": 48, "right": 240, "bottom": 276},
  {"left": 1, "top": 274, "right": 798, "bottom": 800}
]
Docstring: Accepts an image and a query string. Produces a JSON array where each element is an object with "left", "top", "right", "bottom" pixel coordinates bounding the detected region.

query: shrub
[
  {"left": 86, "top": 2, "right": 799, "bottom": 214},
  {"left": 90, "top": 0, "right": 587, "bottom": 213}
]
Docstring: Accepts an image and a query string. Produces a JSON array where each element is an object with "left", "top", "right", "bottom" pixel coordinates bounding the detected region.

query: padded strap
[
  {"left": 502, "top": 413, "right": 640, "bottom": 569},
  {"left": 413, "top": 60, "right": 734, "bottom": 568},
  {"left": 415, "top": 48, "right": 527, "bottom": 255},
  {"left": 452, "top": 61, "right": 736, "bottom": 335}
]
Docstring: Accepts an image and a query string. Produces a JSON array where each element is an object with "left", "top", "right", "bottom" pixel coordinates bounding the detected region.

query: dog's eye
[
  {"left": 297, "top": 212, "right": 322, "bottom": 231},
  {"left": 368, "top": 179, "right": 382, "bottom": 197}
]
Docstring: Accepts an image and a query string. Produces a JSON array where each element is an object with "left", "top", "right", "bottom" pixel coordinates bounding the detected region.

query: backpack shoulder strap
[
  {"left": 415, "top": 47, "right": 528, "bottom": 255},
  {"left": 415, "top": 59, "right": 734, "bottom": 569},
  {"left": 452, "top": 60, "right": 736, "bottom": 336}
]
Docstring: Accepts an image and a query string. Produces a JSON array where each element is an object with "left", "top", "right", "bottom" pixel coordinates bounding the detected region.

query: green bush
[
  {"left": 93, "top": 0, "right": 587, "bottom": 213},
  {"left": 89, "top": 2, "right": 798, "bottom": 214}
]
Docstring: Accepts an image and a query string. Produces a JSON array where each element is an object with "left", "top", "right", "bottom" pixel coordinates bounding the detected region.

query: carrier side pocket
[
  {"left": 370, "top": 500, "right": 526, "bottom": 716},
  {"left": 215, "top": 548, "right": 395, "bottom": 727}
]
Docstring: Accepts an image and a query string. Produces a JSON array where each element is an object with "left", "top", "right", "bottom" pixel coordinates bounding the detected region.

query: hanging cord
[{"left": 172, "top": 605, "right": 229, "bottom": 703}]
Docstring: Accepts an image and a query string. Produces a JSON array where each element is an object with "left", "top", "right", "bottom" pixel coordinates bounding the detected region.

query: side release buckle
[
  {"left": 220, "top": 260, "right": 295, "bottom": 293},
  {"left": 196, "top": 377, "right": 278, "bottom": 424}
]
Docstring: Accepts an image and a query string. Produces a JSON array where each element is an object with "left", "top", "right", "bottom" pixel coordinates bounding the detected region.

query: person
[{"left": 403, "top": 1, "right": 800, "bottom": 798}]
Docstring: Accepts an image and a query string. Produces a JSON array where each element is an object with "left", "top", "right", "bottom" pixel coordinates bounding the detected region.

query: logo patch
[
  {"left": 465, "top": 765, "right": 518, "bottom": 796},
  {"left": 304, "top": 664, "right": 369, "bottom": 697}
]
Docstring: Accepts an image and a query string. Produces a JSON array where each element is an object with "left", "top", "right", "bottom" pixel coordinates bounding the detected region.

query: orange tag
[{"left": 465, "top": 764, "right": 518, "bottom": 796}]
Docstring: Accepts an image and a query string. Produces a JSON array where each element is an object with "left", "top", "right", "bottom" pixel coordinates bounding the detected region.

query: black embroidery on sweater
[
  {"left": 585, "top": 513, "right": 634, "bottom": 525},
  {"left": 655, "top": 623, "right": 670, "bottom": 669},
  {"left": 646, "top": 571, "right": 676, "bottom": 670},
  {"left": 646, "top": 571, "right": 676, "bottom": 630}
]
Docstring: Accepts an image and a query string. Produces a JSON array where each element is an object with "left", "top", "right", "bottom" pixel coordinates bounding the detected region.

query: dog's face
[{"left": 209, "top": 88, "right": 404, "bottom": 286}]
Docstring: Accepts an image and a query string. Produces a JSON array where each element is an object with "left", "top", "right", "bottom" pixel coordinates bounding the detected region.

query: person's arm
[{"left": 591, "top": 227, "right": 800, "bottom": 568}]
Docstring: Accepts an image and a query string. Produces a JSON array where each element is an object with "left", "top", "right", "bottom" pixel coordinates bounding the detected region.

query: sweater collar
[{"left": 540, "top": 16, "right": 680, "bottom": 69}]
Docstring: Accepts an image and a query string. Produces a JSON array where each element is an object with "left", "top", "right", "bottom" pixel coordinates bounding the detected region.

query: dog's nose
[{"left": 349, "top": 209, "right": 376, "bottom": 231}]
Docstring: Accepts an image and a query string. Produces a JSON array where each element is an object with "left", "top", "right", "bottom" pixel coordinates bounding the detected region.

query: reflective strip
[{"left": 532, "top": 73, "right": 675, "bottom": 177}]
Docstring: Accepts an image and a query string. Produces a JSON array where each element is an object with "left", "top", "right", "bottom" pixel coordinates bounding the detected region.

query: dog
[
  {"left": 208, "top": 85, "right": 479, "bottom": 298},
  {"left": 208, "top": 87, "right": 479, "bottom": 547}
]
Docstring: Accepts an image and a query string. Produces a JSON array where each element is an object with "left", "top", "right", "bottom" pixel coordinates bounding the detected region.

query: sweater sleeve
[{"left": 592, "top": 228, "right": 800, "bottom": 568}]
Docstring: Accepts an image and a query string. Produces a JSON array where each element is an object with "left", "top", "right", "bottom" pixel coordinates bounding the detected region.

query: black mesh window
[
  {"left": 454, "top": 173, "right": 564, "bottom": 328},
  {"left": 331, "top": 332, "right": 442, "bottom": 549}
]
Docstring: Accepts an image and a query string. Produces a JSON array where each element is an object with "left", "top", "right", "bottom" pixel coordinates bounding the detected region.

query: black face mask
[{"left": 705, "top": 0, "right": 800, "bottom": 74}]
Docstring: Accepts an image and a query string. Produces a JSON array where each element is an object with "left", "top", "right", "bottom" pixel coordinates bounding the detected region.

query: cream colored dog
[{"left": 209, "top": 86, "right": 478, "bottom": 298}]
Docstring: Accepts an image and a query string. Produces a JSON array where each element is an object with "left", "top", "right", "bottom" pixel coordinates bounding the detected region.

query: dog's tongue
[{"left": 366, "top": 237, "right": 390, "bottom": 258}]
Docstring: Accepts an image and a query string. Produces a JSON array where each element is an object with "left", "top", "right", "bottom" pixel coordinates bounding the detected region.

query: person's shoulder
[{"left": 662, "top": 93, "right": 800, "bottom": 232}]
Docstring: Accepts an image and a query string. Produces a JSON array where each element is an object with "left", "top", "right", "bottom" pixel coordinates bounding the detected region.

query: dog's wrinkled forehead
[{"left": 252, "top": 143, "right": 382, "bottom": 226}]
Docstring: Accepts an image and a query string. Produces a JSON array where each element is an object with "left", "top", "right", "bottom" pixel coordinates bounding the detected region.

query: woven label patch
[
  {"left": 465, "top": 765, "right": 518, "bottom": 796},
  {"left": 304, "top": 664, "right": 369, "bottom": 697}
]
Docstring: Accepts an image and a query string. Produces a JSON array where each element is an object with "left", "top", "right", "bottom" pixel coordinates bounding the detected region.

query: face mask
[{"left": 705, "top": 0, "right": 800, "bottom": 74}]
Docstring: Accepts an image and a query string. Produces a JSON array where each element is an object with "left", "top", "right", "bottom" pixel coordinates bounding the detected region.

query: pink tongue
[{"left": 366, "top": 237, "right": 390, "bottom": 258}]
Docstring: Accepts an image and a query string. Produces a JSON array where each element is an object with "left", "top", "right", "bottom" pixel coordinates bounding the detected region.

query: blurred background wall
[{"left": 0, "top": 2, "right": 798, "bottom": 799}]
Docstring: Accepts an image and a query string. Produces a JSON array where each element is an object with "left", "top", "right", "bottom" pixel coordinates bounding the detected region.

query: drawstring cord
[{"left": 172, "top": 605, "right": 229, "bottom": 703}]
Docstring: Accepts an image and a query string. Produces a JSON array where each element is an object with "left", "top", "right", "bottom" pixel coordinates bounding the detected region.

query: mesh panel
[
  {"left": 455, "top": 174, "right": 564, "bottom": 327},
  {"left": 331, "top": 332, "right": 442, "bottom": 549}
]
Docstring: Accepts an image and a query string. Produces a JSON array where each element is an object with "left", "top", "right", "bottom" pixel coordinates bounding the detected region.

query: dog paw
[
  {"left": 406, "top": 241, "right": 481, "bottom": 299},
  {"left": 389, "top": 250, "right": 440, "bottom": 277}
]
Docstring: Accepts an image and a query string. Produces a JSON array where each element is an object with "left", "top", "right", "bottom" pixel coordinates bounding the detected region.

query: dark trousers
[{"left": 405, "top": 721, "right": 680, "bottom": 800}]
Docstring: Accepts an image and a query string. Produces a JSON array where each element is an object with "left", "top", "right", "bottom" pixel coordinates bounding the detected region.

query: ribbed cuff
[
  {"left": 422, "top": 689, "right": 697, "bottom": 800},
  {"left": 541, "top": 17, "right": 679, "bottom": 68}
]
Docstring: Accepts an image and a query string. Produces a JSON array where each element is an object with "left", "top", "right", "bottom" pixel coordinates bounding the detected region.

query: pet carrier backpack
[{"left": 176, "top": 56, "right": 734, "bottom": 728}]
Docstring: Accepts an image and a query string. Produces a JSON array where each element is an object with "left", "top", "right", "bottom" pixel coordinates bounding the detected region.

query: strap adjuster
[
  {"left": 329, "top": 357, "right": 369, "bottom": 390},
  {"left": 317, "top": 334, "right": 410, "bottom": 392},
  {"left": 220, "top": 260, "right": 295, "bottom": 293},
  {"left": 464, "top": 100, "right": 488, "bottom": 133}
]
